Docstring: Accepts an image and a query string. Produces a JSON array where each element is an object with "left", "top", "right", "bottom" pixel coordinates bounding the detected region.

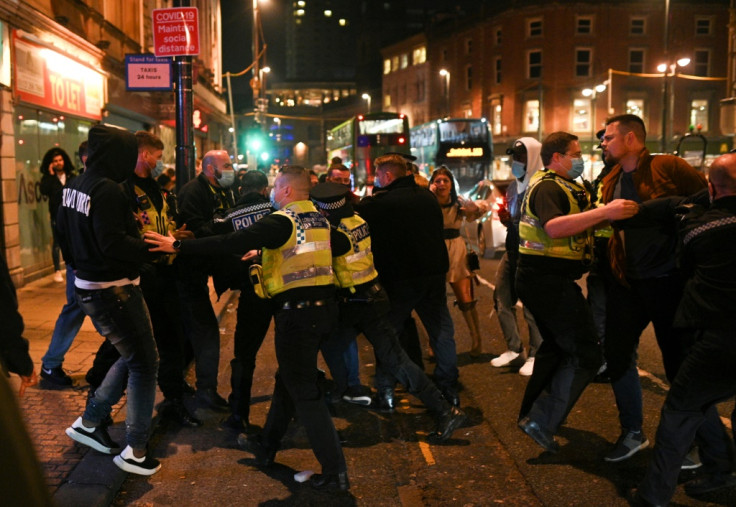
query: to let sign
[{"left": 152, "top": 7, "right": 199, "bottom": 58}]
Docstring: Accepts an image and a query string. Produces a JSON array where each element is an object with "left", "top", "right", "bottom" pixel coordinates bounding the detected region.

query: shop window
[
  {"left": 690, "top": 99, "right": 709, "bottom": 131},
  {"left": 524, "top": 99, "right": 540, "bottom": 132},
  {"left": 573, "top": 98, "right": 591, "bottom": 132},
  {"left": 626, "top": 98, "right": 645, "bottom": 117}
]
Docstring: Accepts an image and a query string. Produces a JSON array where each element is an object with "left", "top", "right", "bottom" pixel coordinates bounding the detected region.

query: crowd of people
[{"left": 3, "top": 112, "right": 735, "bottom": 503}]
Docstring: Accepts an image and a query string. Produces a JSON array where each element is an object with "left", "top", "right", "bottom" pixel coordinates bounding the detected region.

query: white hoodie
[{"left": 513, "top": 137, "right": 543, "bottom": 195}]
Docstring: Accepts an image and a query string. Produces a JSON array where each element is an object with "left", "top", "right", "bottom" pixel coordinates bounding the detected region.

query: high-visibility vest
[
  {"left": 333, "top": 215, "right": 378, "bottom": 289},
  {"left": 133, "top": 184, "right": 177, "bottom": 264},
  {"left": 262, "top": 200, "right": 334, "bottom": 296}
]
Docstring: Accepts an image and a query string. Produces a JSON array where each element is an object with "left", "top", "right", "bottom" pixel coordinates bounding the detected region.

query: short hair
[
  {"left": 374, "top": 153, "right": 408, "bottom": 178},
  {"left": 327, "top": 164, "right": 350, "bottom": 179},
  {"left": 606, "top": 114, "right": 647, "bottom": 142},
  {"left": 277, "top": 165, "right": 311, "bottom": 190},
  {"left": 240, "top": 169, "right": 268, "bottom": 194},
  {"left": 135, "top": 130, "right": 164, "bottom": 151},
  {"left": 330, "top": 156, "right": 343, "bottom": 165},
  {"left": 78, "top": 140, "right": 88, "bottom": 159},
  {"left": 541, "top": 132, "right": 579, "bottom": 167}
]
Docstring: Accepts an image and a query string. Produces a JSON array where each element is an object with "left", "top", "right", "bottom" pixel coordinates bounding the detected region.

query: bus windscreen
[{"left": 359, "top": 118, "right": 406, "bottom": 135}]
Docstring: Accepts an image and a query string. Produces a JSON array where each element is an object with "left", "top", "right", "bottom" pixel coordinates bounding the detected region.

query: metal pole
[
  {"left": 174, "top": 0, "right": 194, "bottom": 191},
  {"left": 661, "top": 0, "right": 670, "bottom": 153},
  {"left": 226, "top": 72, "right": 239, "bottom": 162},
  {"left": 607, "top": 67, "right": 613, "bottom": 115}
]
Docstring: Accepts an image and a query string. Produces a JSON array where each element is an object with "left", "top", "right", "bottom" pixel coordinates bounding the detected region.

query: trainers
[
  {"left": 681, "top": 446, "right": 702, "bottom": 470},
  {"left": 41, "top": 365, "right": 73, "bottom": 386},
  {"left": 519, "top": 357, "right": 535, "bottom": 376},
  {"left": 490, "top": 350, "right": 520, "bottom": 367},
  {"left": 53, "top": 270, "right": 64, "bottom": 282},
  {"left": 604, "top": 430, "right": 649, "bottom": 462},
  {"left": 685, "top": 472, "right": 736, "bottom": 496},
  {"left": 342, "top": 385, "right": 372, "bottom": 406},
  {"left": 113, "top": 445, "right": 161, "bottom": 476},
  {"left": 65, "top": 416, "right": 121, "bottom": 454}
]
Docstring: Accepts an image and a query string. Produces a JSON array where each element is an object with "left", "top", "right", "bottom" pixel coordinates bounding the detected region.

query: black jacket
[
  {"left": 177, "top": 172, "right": 236, "bottom": 237},
  {"left": 56, "top": 125, "right": 156, "bottom": 282},
  {"left": 355, "top": 175, "right": 448, "bottom": 282}
]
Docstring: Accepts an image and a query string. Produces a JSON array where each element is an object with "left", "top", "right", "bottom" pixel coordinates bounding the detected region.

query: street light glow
[
  {"left": 595, "top": 84, "right": 607, "bottom": 93},
  {"left": 439, "top": 69, "right": 449, "bottom": 76},
  {"left": 657, "top": 63, "right": 668, "bottom": 73},
  {"left": 677, "top": 57, "right": 691, "bottom": 67}
]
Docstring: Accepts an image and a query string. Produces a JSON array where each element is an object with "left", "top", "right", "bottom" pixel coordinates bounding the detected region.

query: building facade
[
  {"left": 0, "top": 0, "right": 229, "bottom": 286},
  {"left": 381, "top": 0, "right": 730, "bottom": 178}
]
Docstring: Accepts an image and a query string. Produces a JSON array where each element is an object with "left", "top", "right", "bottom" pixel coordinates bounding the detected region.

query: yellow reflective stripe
[
  {"left": 282, "top": 241, "right": 331, "bottom": 261},
  {"left": 282, "top": 265, "right": 334, "bottom": 285},
  {"left": 351, "top": 266, "right": 376, "bottom": 281}
]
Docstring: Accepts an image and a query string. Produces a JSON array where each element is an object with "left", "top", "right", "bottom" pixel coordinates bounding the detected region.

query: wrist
[{"left": 172, "top": 239, "right": 182, "bottom": 251}]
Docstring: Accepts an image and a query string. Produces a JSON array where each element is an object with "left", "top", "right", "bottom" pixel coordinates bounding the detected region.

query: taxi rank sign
[{"left": 125, "top": 54, "right": 172, "bottom": 91}]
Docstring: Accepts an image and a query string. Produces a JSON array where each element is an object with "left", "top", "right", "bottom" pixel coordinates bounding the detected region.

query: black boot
[
  {"left": 160, "top": 398, "right": 202, "bottom": 427},
  {"left": 309, "top": 471, "right": 350, "bottom": 492},
  {"left": 430, "top": 406, "right": 467, "bottom": 442},
  {"left": 371, "top": 387, "right": 395, "bottom": 413}
]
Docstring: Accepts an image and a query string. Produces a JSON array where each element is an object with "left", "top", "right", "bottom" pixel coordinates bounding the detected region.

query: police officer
[
  {"left": 311, "top": 182, "right": 467, "bottom": 441},
  {"left": 515, "top": 131, "right": 638, "bottom": 453},
  {"left": 145, "top": 165, "right": 348, "bottom": 492}
]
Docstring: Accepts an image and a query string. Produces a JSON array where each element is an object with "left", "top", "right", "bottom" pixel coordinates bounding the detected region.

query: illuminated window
[
  {"left": 297, "top": 1, "right": 305, "bottom": 6},
  {"left": 690, "top": 99, "right": 709, "bottom": 131},
  {"left": 492, "top": 102, "right": 502, "bottom": 136},
  {"left": 400, "top": 54, "right": 408, "bottom": 69},
  {"left": 524, "top": 99, "right": 540, "bottom": 132},
  {"left": 338, "top": 18, "right": 347, "bottom": 26},
  {"left": 573, "top": 98, "right": 591, "bottom": 132},
  {"left": 383, "top": 59, "right": 391, "bottom": 75},
  {"left": 324, "top": 10, "right": 332, "bottom": 17},
  {"left": 626, "top": 99, "right": 644, "bottom": 117},
  {"left": 296, "top": 9, "right": 304, "bottom": 16},
  {"left": 384, "top": 94, "right": 391, "bottom": 108},
  {"left": 391, "top": 56, "right": 399, "bottom": 72},
  {"left": 412, "top": 46, "right": 426, "bottom": 65}
]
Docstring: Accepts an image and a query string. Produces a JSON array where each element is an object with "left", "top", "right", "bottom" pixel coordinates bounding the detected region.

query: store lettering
[
  {"left": 49, "top": 75, "right": 82, "bottom": 113},
  {"left": 17, "top": 173, "right": 45, "bottom": 205}
]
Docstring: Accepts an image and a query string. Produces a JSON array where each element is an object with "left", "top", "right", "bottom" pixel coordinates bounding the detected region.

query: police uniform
[
  {"left": 175, "top": 196, "right": 347, "bottom": 487},
  {"left": 311, "top": 183, "right": 466, "bottom": 441},
  {"left": 515, "top": 169, "right": 602, "bottom": 447}
]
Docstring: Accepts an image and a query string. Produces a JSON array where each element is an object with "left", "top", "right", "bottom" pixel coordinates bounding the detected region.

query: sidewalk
[{"left": 12, "top": 271, "right": 235, "bottom": 506}]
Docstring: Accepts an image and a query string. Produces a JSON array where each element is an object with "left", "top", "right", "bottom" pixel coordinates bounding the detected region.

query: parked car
[{"left": 460, "top": 179, "right": 512, "bottom": 258}]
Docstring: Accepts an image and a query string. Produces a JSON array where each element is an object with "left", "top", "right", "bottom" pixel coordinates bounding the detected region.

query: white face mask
[
  {"left": 269, "top": 187, "right": 280, "bottom": 210},
  {"left": 216, "top": 169, "right": 235, "bottom": 188},
  {"left": 151, "top": 160, "right": 165, "bottom": 179}
]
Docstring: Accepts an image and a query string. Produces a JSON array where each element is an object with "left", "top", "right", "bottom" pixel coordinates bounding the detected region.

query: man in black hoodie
[{"left": 56, "top": 124, "right": 161, "bottom": 476}]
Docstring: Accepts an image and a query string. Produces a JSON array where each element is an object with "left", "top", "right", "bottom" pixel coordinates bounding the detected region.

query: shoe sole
[
  {"left": 65, "top": 426, "right": 118, "bottom": 454},
  {"left": 681, "top": 461, "right": 703, "bottom": 470},
  {"left": 342, "top": 396, "right": 372, "bottom": 406},
  {"left": 603, "top": 439, "right": 649, "bottom": 462},
  {"left": 113, "top": 455, "right": 161, "bottom": 476}
]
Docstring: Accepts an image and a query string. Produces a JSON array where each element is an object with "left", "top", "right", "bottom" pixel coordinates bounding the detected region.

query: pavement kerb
[{"left": 51, "top": 287, "right": 238, "bottom": 507}]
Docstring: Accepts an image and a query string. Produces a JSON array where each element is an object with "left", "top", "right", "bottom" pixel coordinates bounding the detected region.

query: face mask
[
  {"left": 373, "top": 174, "right": 382, "bottom": 188},
  {"left": 269, "top": 187, "right": 280, "bottom": 210},
  {"left": 511, "top": 160, "right": 527, "bottom": 179},
  {"left": 151, "top": 160, "right": 165, "bottom": 179},
  {"left": 567, "top": 158, "right": 585, "bottom": 180},
  {"left": 216, "top": 169, "right": 235, "bottom": 188}
]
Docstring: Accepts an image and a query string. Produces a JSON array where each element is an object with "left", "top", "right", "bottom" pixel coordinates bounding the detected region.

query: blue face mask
[
  {"left": 567, "top": 158, "right": 585, "bottom": 180},
  {"left": 269, "top": 187, "right": 280, "bottom": 210},
  {"left": 511, "top": 160, "right": 526, "bottom": 179},
  {"left": 373, "top": 174, "right": 382, "bottom": 188},
  {"left": 152, "top": 160, "right": 165, "bottom": 179}
]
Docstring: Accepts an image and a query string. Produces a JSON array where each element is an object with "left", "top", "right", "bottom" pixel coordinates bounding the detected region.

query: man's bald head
[{"left": 709, "top": 153, "right": 736, "bottom": 198}]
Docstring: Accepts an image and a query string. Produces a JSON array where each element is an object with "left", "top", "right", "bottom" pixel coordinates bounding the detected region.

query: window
[
  {"left": 524, "top": 99, "right": 540, "bottom": 132},
  {"left": 576, "top": 16, "right": 593, "bottom": 35},
  {"left": 690, "top": 99, "right": 709, "bottom": 131},
  {"left": 576, "top": 48, "right": 592, "bottom": 77},
  {"left": 492, "top": 102, "right": 502, "bottom": 136},
  {"left": 630, "top": 17, "right": 646, "bottom": 35},
  {"left": 466, "top": 39, "right": 473, "bottom": 54},
  {"left": 695, "top": 18, "right": 712, "bottom": 36},
  {"left": 495, "top": 27, "right": 502, "bottom": 45},
  {"left": 495, "top": 57, "right": 502, "bottom": 85},
  {"left": 391, "top": 56, "right": 399, "bottom": 72},
  {"left": 573, "top": 98, "right": 591, "bottom": 132},
  {"left": 693, "top": 49, "right": 710, "bottom": 76},
  {"left": 628, "top": 49, "right": 645, "bottom": 73},
  {"left": 626, "top": 99, "right": 644, "bottom": 118},
  {"left": 384, "top": 94, "right": 391, "bottom": 108},
  {"left": 528, "top": 50, "right": 542, "bottom": 79},
  {"left": 383, "top": 59, "right": 391, "bottom": 75},
  {"left": 528, "top": 18, "right": 543, "bottom": 37},
  {"left": 400, "top": 53, "right": 408, "bottom": 69},
  {"left": 466, "top": 66, "right": 472, "bottom": 91},
  {"left": 412, "top": 46, "right": 426, "bottom": 65}
]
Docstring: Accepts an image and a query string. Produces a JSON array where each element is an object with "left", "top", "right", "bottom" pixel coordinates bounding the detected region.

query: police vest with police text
[
  {"left": 262, "top": 200, "right": 334, "bottom": 296},
  {"left": 518, "top": 170, "right": 593, "bottom": 262},
  {"left": 134, "top": 184, "right": 177, "bottom": 264},
  {"left": 333, "top": 215, "right": 378, "bottom": 289}
]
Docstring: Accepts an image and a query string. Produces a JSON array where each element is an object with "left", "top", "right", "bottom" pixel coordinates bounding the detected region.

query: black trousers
[
  {"left": 638, "top": 329, "right": 736, "bottom": 505},
  {"left": 261, "top": 300, "right": 346, "bottom": 475},
  {"left": 516, "top": 267, "right": 602, "bottom": 434},
  {"left": 230, "top": 286, "right": 274, "bottom": 421}
]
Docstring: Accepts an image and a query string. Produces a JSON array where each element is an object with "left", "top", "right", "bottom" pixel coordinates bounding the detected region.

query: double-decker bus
[
  {"left": 326, "top": 112, "right": 410, "bottom": 194},
  {"left": 410, "top": 118, "right": 493, "bottom": 193}
]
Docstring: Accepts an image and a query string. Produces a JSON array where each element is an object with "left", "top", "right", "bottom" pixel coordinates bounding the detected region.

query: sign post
[{"left": 152, "top": 4, "right": 199, "bottom": 190}]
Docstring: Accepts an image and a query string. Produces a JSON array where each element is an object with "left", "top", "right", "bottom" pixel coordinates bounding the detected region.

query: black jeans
[
  {"left": 261, "top": 300, "right": 346, "bottom": 475},
  {"left": 230, "top": 286, "right": 274, "bottom": 420},
  {"left": 516, "top": 267, "right": 602, "bottom": 434},
  {"left": 638, "top": 329, "right": 736, "bottom": 505}
]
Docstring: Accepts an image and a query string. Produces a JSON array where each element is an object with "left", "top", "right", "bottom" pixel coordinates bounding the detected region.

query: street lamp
[
  {"left": 657, "top": 57, "right": 690, "bottom": 153},
  {"left": 439, "top": 68, "right": 450, "bottom": 117},
  {"left": 582, "top": 83, "right": 607, "bottom": 159},
  {"left": 361, "top": 93, "right": 371, "bottom": 113}
]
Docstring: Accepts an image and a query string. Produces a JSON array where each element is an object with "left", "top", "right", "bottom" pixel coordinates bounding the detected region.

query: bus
[
  {"left": 410, "top": 118, "right": 493, "bottom": 193},
  {"left": 326, "top": 112, "right": 410, "bottom": 194}
]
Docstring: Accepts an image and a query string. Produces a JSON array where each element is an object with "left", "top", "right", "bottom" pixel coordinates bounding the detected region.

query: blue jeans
[
  {"left": 494, "top": 252, "right": 542, "bottom": 356},
  {"left": 379, "top": 274, "right": 458, "bottom": 389},
  {"left": 42, "top": 266, "right": 102, "bottom": 369},
  {"left": 76, "top": 285, "right": 159, "bottom": 449},
  {"left": 321, "top": 327, "right": 361, "bottom": 396}
]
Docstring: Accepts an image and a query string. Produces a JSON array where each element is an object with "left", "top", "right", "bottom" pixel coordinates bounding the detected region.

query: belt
[
  {"left": 280, "top": 299, "right": 328, "bottom": 310},
  {"left": 444, "top": 228, "right": 460, "bottom": 240}
]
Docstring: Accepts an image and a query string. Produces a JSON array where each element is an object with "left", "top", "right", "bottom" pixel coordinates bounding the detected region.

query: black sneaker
[
  {"left": 41, "top": 365, "right": 73, "bottom": 386},
  {"left": 236, "top": 433, "right": 276, "bottom": 467},
  {"left": 342, "top": 385, "right": 372, "bottom": 406},
  {"left": 65, "top": 417, "right": 121, "bottom": 454},
  {"left": 430, "top": 406, "right": 467, "bottom": 442},
  {"left": 113, "top": 445, "right": 161, "bottom": 476}
]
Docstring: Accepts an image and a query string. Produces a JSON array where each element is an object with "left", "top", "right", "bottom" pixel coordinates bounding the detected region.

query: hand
[
  {"left": 498, "top": 207, "right": 511, "bottom": 225},
  {"left": 18, "top": 369, "right": 38, "bottom": 397},
  {"left": 429, "top": 183, "right": 437, "bottom": 193},
  {"left": 48, "top": 163, "right": 56, "bottom": 175},
  {"left": 172, "top": 223, "right": 194, "bottom": 240},
  {"left": 603, "top": 199, "right": 640, "bottom": 221},
  {"left": 241, "top": 250, "right": 259, "bottom": 262},
  {"left": 144, "top": 231, "right": 177, "bottom": 253}
]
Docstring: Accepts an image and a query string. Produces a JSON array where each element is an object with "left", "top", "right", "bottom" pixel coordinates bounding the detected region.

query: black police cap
[{"left": 310, "top": 182, "right": 350, "bottom": 211}]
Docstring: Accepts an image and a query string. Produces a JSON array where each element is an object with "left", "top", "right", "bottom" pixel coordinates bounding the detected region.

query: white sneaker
[
  {"left": 519, "top": 357, "right": 535, "bottom": 376},
  {"left": 490, "top": 350, "right": 520, "bottom": 367},
  {"left": 53, "top": 270, "right": 64, "bottom": 282},
  {"left": 113, "top": 445, "right": 161, "bottom": 476}
]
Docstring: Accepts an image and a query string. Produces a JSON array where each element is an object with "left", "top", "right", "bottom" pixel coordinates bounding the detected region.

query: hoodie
[
  {"left": 56, "top": 124, "right": 157, "bottom": 283},
  {"left": 505, "top": 137, "right": 543, "bottom": 253}
]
